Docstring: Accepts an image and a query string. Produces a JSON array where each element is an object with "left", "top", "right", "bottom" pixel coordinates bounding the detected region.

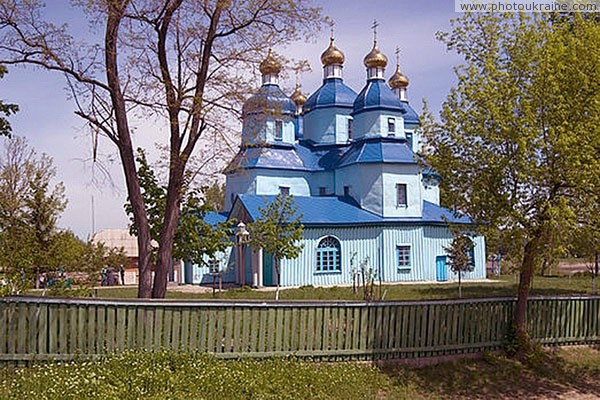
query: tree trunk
[
  {"left": 540, "top": 259, "right": 547, "bottom": 277},
  {"left": 152, "top": 161, "right": 185, "bottom": 298},
  {"left": 105, "top": 1, "right": 152, "bottom": 298},
  {"left": 274, "top": 258, "right": 280, "bottom": 301},
  {"left": 513, "top": 236, "right": 539, "bottom": 358},
  {"left": 593, "top": 251, "right": 599, "bottom": 295}
]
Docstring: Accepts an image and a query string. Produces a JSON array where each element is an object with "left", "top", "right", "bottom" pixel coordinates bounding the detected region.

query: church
[{"left": 184, "top": 31, "right": 487, "bottom": 287}]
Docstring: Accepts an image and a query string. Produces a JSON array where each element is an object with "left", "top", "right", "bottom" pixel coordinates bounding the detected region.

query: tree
[
  {"left": 248, "top": 194, "right": 303, "bottom": 301},
  {"left": 423, "top": 14, "right": 600, "bottom": 356},
  {"left": 444, "top": 232, "right": 475, "bottom": 299},
  {"left": 0, "top": 136, "right": 67, "bottom": 288},
  {"left": 0, "top": 0, "right": 323, "bottom": 298},
  {"left": 0, "top": 65, "right": 18, "bottom": 137},
  {"left": 125, "top": 148, "right": 234, "bottom": 268}
]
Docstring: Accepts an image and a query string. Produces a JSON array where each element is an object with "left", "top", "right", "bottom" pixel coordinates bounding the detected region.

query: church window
[
  {"left": 388, "top": 118, "right": 396, "bottom": 135},
  {"left": 208, "top": 258, "right": 220, "bottom": 274},
  {"left": 279, "top": 186, "right": 290, "bottom": 195},
  {"left": 406, "top": 132, "right": 413, "bottom": 149},
  {"left": 347, "top": 118, "right": 353, "bottom": 139},
  {"left": 396, "top": 245, "right": 411, "bottom": 270},
  {"left": 343, "top": 186, "right": 350, "bottom": 196},
  {"left": 319, "top": 187, "right": 327, "bottom": 196},
  {"left": 316, "top": 236, "right": 341, "bottom": 272},
  {"left": 275, "top": 120, "right": 283, "bottom": 140},
  {"left": 396, "top": 183, "right": 407, "bottom": 207}
]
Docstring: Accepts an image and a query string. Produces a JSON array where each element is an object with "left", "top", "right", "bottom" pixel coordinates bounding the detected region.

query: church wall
[
  {"left": 241, "top": 116, "right": 295, "bottom": 145},
  {"left": 335, "top": 164, "right": 383, "bottom": 216},
  {"left": 224, "top": 171, "right": 257, "bottom": 210},
  {"left": 352, "top": 111, "right": 405, "bottom": 140},
  {"left": 309, "top": 171, "right": 335, "bottom": 196},
  {"left": 279, "top": 225, "right": 382, "bottom": 287},
  {"left": 381, "top": 164, "right": 423, "bottom": 217},
  {"left": 188, "top": 247, "right": 236, "bottom": 285},
  {"left": 421, "top": 226, "right": 487, "bottom": 281},
  {"left": 303, "top": 107, "right": 352, "bottom": 144},
  {"left": 422, "top": 182, "right": 440, "bottom": 205},
  {"left": 255, "top": 169, "right": 311, "bottom": 196},
  {"left": 278, "top": 224, "right": 486, "bottom": 287}
]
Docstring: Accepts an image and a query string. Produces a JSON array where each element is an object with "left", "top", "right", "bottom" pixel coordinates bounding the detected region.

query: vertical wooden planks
[
  {"left": 189, "top": 308, "right": 199, "bottom": 351},
  {"left": 180, "top": 308, "right": 190, "bottom": 351},
  {"left": 127, "top": 307, "right": 136, "bottom": 350},
  {"left": 115, "top": 306, "right": 126, "bottom": 352},
  {"left": 68, "top": 305, "right": 78, "bottom": 355},
  {"left": 48, "top": 304, "right": 59, "bottom": 354},
  {"left": 17, "top": 303, "right": 27, "bottom": 355},
  {"left": 27, "top": 304, "right": 40, "bottom": 354}
]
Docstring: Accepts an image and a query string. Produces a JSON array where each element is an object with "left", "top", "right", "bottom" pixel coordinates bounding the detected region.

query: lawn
[
  {"left": 1, "top": 347, "right": 599, "bottom": 399},
  {"left": 93, "top": 273, "right": 597, "bottom": 301}
]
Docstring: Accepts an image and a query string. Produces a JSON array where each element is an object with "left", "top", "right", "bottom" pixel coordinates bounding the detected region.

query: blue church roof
[
  {"left": 402, "top": 101, "right": 419, "bottom": 126},
  {"left": 304, "top": 78, "right": 357, "bottom": 113},
  {"left": 242, "top": 84, "right": 296, "bottom": 116},
  {"left": 336, "top": 137, "right": 417, "bottom": 168},
  {"left": 352, "top": 80, "right": 405, "bottom": 115},
  {"left": 234, "top": 194, "right": 471, "bottom": 226},
  {"left": 224, "top": 146, "right": 312, "bottom": 173},
  {"left": 204, "top": 211, "right": 230, "bottom": 226},
  {"left": 226, "top": 138, "right": 418, "bottom": 173}
]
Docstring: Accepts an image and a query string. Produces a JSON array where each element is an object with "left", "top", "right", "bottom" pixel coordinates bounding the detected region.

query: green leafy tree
[
  {"left": 444, "top": 233, "right": 475, "bottom": 299},
  {"left": 201, "top": 182, "right": 226, "bottom": 212},
  {"left": 0, "top": 0, "right": 324, "bottom": 298},
  {"left": 423, "top": 14, "right": 600, "bottom": 356},
  {"left": 248, "top": 194, "right": 304, "bottom": 301},
  {"left": 0, "top": 137, "right": 66, "bottom": 289},
  {"left": 125, "top": 149, "right": 234, "bottom": 269},
  {"left": 0, "top": 65, "right": 18, "bottom": 137}
]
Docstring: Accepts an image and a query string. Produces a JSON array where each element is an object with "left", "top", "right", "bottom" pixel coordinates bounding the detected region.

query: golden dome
[
  {"left": 388, "top": 66, "right": 409, "bottom": 89},
  {"left": 320, "top": 36, "right": 345, "bottom": 66},
  {"left": 259, "top": 49, "right": 282, "bottom": 75},
  {"left": 290, "top": 84, "right": 307, "bottom": 105},
  {"left": 363, "top": 42, "right": 388, "bottom": 69}
]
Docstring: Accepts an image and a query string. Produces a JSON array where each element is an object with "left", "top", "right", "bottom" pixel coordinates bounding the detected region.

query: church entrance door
[{"left": 263, "top": 252, "right": 274, "bottom": 286}]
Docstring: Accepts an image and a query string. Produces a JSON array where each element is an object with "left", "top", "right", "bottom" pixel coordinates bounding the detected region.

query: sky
[{"left": 0, "top": 0, "right": 464, "bottom": 239}]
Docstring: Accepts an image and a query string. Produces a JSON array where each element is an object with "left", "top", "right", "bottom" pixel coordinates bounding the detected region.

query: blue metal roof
[
  {"left": 224, "top": 146, "right": 312, "bottom": 173},
  {"left": 402, "top": 101, "right": 419, "bottom": 125},
  {"left": 304, "top": 78, "right": 357, "bottom": 112},
  {"left": 242, "top": 84, "right": 296, "bottom": 116},
  {"left": 336, "top": 137, "right": 417, "bottom": 168},
  {"left": 204, "top": 211, "right": 230, "bottom": 226},
  {"left": 352, "top": 80, "right": 405, "bottom": 115},
  {"left": 233, "top": 195, "right": 472, "bottom": 226}
]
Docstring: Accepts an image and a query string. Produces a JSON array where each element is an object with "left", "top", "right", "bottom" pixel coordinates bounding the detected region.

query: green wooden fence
[{"left": 0, "top": 296, "right": 599, "bottom": 363}]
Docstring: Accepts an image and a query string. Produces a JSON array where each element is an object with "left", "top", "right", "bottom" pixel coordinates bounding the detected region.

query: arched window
[{"left": 316, "top": 236, "right": 341, "bottom": 272}]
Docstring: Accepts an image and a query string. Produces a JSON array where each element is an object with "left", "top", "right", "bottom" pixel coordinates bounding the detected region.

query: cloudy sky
[{"left": 1, "top": 0, "right": 463, "bottom": 239}]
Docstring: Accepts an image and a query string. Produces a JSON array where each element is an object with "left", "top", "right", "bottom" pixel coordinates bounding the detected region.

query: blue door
[
  {"left": 263, "top": 252, "right": 274, "bottom": 286},
  {"left": 436, "top": 256, "right": 448, "bottom": 282}
]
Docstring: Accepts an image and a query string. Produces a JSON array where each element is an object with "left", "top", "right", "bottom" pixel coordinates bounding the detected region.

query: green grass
[
  {"left": 93, "top": 274, "right": 597, "bottom": 301},
  {"left": 1, "top": 347, "right": 599, "bottom": 399}
]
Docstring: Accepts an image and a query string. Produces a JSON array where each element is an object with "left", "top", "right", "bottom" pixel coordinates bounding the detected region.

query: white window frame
[
  {"left": 396, "top": 244, "right": 412, "bottom": 271},
  {"left": 387, "top": 117, "right": 396, "bottom": 136},
  {"left": 396, "top": 183, "right": 407, "bottom": 207},
  {"left": 274, "top": 120, "right": 283, "bottom": 141}
]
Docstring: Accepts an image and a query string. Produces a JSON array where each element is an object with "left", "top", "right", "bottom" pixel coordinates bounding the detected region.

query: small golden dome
[
  {"left": 259, "top": 49, "right": 282, "bottom": 75},
  {"left": 388, "top": 66, "right": 409, "bottom": 89},
  {"left": 363, "top": 42, "right": 388, "bottom": 69},
  {"left": 320, "top": 36, "right": 345, "bottom": 66},
  {"left": 290, "top": 84, "right": 307, "bottom": 106}
]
